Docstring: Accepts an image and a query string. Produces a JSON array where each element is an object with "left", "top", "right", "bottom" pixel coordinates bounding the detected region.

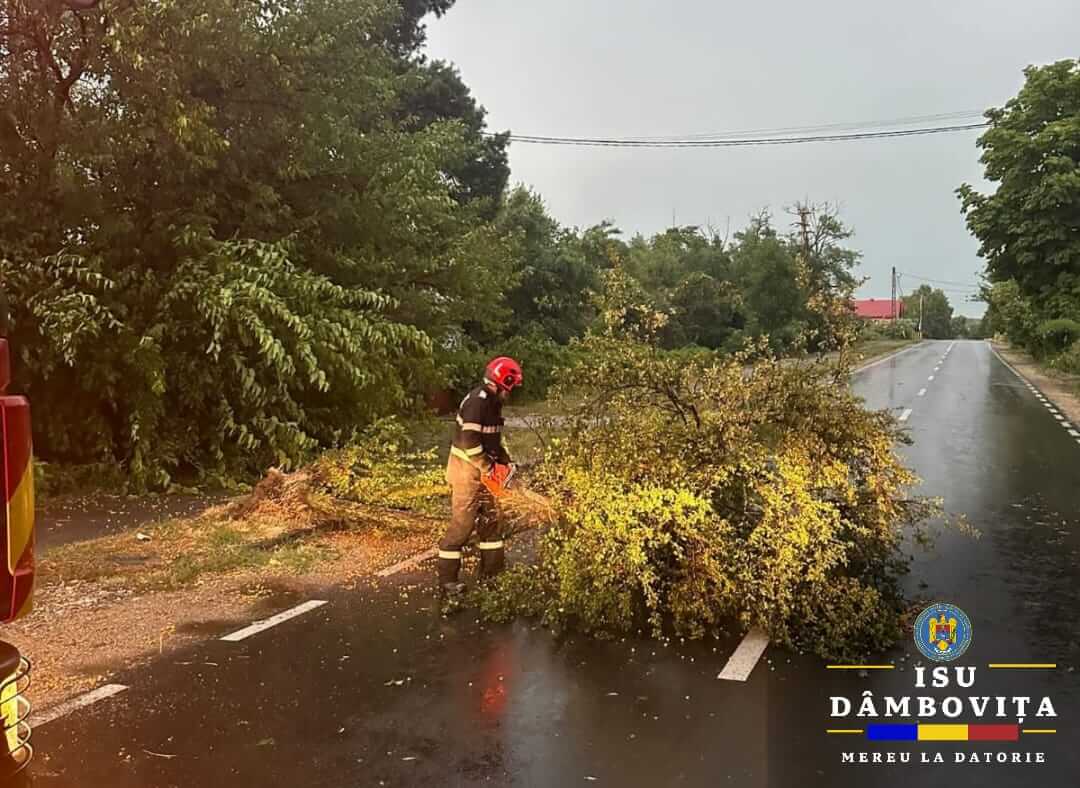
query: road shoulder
[
  {"left": 14, "top": 507, "right": 442, "bottom": 714},
  {"left": 992, "top": 341, "right": 1080, "bottom": 426}
]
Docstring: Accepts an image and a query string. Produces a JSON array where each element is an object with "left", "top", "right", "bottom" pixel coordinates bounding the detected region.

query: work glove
[{"left": 482, "top": 462, "right": 515, "bottom": 498}]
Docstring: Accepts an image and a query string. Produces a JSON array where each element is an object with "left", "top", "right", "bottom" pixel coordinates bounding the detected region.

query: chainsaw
[{"left": 482, "top": 462, "right": 516, "bottom": 498}]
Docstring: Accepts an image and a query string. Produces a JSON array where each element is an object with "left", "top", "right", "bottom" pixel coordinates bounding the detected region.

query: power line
[
  {"left": 897, "top": 271, "right": 983, "bottom": 289},
  {"left": 907, "top": 284, "right": 982, "bottom": 296},
  {"left": 618, "top": 110, "right": 987, "bottom": 142},
  {"left": 485, "top": 122, "right": 989, "bottom": 148}
]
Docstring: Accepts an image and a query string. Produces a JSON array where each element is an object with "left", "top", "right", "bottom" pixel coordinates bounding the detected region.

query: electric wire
[
  {"left": 896, "top": 274, "right": 983, "bottom": 305},
  {"left": 616, "top": 110, "right": 987, "bottom": 142},
  {"left": 485, "top": 122, "right": 989, "bottom": 148},
  {"left": 897, "top": 271, "right": 983, "bottom": 289}
]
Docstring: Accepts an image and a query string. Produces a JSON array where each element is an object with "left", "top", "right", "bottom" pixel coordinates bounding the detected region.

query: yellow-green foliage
[
  {"left": 313, "top": 419, "right": 447, "bottom": 516},
  {"left": 482, "top": 335, "right": 936, "bottom": 661}
]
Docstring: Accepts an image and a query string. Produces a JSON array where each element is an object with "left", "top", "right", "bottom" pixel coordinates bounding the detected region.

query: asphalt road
[
  {"left": 36, "top": 493, "right": 222, "bottom": 551},
  {"left": 17, "top": 340, "right": 1080, "bottom": 787}
]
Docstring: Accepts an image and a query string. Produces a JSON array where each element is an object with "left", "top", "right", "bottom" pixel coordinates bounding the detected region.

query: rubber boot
[
  {"left": 438, "top": 554, "right": 465, "bottom": 596},
  {"left": 479, "top": 545, "right": 505, "bottom": 579}
]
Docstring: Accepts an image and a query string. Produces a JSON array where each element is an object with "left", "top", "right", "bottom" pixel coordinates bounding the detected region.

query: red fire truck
[{"left": 0, "top": 327, "right": 35, "bottom": 775}]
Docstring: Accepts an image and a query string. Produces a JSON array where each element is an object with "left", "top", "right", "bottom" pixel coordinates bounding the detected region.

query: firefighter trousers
[{"left": 438, "top": 456, "right": 505, "bottom": 584}]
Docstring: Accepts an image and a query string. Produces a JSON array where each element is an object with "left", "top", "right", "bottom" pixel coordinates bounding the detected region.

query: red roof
[{"left": 853, "top": 299, "right": 904, "bottom": 319}]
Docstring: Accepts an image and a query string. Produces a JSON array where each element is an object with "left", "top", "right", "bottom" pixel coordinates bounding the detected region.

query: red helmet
[{"left": 484, "top": 356, "right": 523, "bottom": 392}]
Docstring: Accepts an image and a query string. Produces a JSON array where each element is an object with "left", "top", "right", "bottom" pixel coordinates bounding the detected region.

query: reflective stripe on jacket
[{"left": 449, "top": 385, "right": 509, "bottom": 473}]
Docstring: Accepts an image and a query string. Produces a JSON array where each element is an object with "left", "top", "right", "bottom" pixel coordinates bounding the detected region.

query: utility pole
[
  {"left": 918, "top": 292, "right": 924, "bottom": 334},
  {"left": 797, "top": 205, "right": 811, "bottom": 261},
  {"left": 891, "top": 267, "right": 897, "bottom": 321}
]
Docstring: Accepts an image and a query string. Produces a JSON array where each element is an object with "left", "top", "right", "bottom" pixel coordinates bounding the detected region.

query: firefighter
[{"left": 438, "top": 356, "right": 523, "bottom": 595}]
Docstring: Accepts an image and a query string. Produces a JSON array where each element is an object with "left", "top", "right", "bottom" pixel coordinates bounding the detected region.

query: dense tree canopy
[
  {"left": 960, "top": 59, "right": 1080, "bottom": 367},
  {"left": 0, "top": 0, "right": 510, "bottom": 484},
  {"left": 1, "top": 0, "right": 869, "bottom": 486}
]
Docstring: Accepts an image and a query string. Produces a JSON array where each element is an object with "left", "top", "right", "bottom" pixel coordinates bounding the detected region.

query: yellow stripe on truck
[
  {"left": 1, "top": 394, "right": 35, "bottom": 622},
  {"left": 6, "top": 464, "right": 32, "bottom": 579}
]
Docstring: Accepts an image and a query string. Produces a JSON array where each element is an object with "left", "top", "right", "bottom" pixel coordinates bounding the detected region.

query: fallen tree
[{"left": 479, "top": 335, "right": 938, "bottom": 661}]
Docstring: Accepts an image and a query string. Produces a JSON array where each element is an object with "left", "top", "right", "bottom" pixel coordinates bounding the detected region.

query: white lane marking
[
  {"left": 899, "top": 408, "right": 913, "bottom": 423},
  {"left": 928, "top": 375, "right": 935, "bottom": 382},
  {"left": 717, "top": 628, "right": 770, "bottom": 682},
  {"left": 852, "top": 342, "right": 926, "bottom": 374},
  {"left": 917, "top": 388, "right": 927, "bottom": 397},
  {"left": 990, "top": 345, "right": 1080, "bottom": 446},
  {"left": 33, "top": 684, "right": 128, "bottom": 728},
  {"left": 221, "top": 600, "right": 328, "bottom": 642},
  {"left": 376, "top": 547, "right": 438, "bottom": 578}
]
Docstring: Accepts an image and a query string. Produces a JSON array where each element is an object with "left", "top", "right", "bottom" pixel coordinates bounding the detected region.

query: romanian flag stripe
[
  {"left": 866, "top": 724, "right": 917, "bottom": 741},
  {"left": 865, "top": 724, "right": 1020, "bottom": 742}
]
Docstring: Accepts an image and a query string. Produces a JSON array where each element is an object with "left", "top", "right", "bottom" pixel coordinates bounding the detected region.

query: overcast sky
[{"left": 425, "top": 0, "right": 1080, "bottom": 317}]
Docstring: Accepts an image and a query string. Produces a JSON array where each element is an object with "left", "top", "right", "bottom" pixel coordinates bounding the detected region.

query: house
[{"left": 853, "top": 298, "right": 904, "bottom": 321}]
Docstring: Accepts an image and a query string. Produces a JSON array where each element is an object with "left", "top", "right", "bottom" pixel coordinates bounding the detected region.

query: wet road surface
[
  {"left": 37, "top": 493, "right": 222, "bottom": 551},
  {"left": 18, "top": 341, "right": 1080, "bottom": 787}
]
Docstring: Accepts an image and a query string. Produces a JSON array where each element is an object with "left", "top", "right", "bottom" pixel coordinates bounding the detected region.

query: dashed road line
[
  {"left": 221, "top": 600, "right": 328, "bottom": 643},
  {"left": 33, "top": 684, "right": 128, "bottom": 728},
  {"left": 928, "top": 375, "right": 935, "bottom": 382},
  {"left": 376, "top": 547, "right": 438, "bottom": 578},
  {"left": 917, "top": 388, "right": 927, "bottom": 397},
  {"left": 899, "top": 408, "right": 913, "bottom": 423},
  {"left": 717, "top": 628, "right": 770, "bottom": 681},
  {"left": 990, "top": 343, "right": 1080, "bottom": 448}
]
